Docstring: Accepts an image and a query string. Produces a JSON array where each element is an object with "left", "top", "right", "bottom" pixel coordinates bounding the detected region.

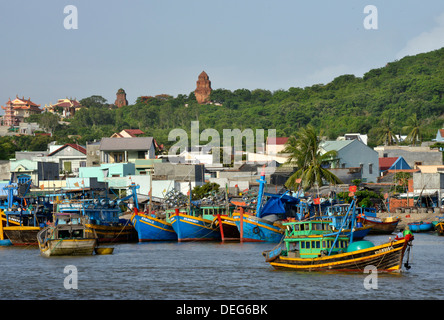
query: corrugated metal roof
[
  {"left": 320, "top": 140, "right": 353, "bottom": 152},
  {"left": 100, "top": 137, "right": 153, "bottom": 151}
]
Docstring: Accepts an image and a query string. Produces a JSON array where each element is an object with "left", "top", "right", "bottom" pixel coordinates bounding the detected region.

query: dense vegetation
[{"left": 2, "top": 47, "right": 444, "bottom": 159}]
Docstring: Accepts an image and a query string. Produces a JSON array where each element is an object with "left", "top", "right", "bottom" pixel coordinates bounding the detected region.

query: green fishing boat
[{"left": 263, "top": 199, "right": 414, "bottom": 272}]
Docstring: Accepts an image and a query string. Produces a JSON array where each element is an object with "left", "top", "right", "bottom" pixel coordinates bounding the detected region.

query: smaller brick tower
[
  {"left": 194, "top": 71, "right": 212, "bottom": 104},
  {"left": 115, "top": 88, "right": 128, "bottom": 108}
]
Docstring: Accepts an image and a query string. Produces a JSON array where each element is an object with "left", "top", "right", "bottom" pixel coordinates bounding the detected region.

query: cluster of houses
[{"left": 1, "top": 128, "right": 443, "bottom": 212}]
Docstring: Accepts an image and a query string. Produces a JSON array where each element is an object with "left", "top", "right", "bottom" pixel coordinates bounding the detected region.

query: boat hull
[
  {"left": 435, "top": 222, "right": 444, "bottom": 236},
  {"left": 408, "top": 222, "right": 434, "bottom": 233},
  {"left": 85, "top": 223, "right": 138, "bottom": 243},
  {"left": 40, "top": 238, "right": 97, "bottom": 257},
  {"left": 217, "top": 215, "right": 240, "bottom": 242},
  {"left": 232, "top": 212, "right": 284, "bottom": 242},
  {"left": 267, "top": 238, "right": 410, "bottom": 272},
  {"left": 170, "top": 213, "right": 220, "bottom": 242},
  {"left": 131, "top": 213, "right": 177, "bottom": 241},
  {"left": 358, "top": 215, "right": 400, "bottom": 235},
  {"left": 3, "top": 226, "right": 41, "bottom": 245}
]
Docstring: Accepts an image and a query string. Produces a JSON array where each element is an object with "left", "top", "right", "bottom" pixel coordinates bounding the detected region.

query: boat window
[
  {"left": 301, "top": 242, "right": 305, "bottom": 249},
  {"left": 315, "top": 241, "right": 320, "bottom": 249},
  {"left": 305, "top": 241, "right": 310, "bottom": 249},
  {"left": 322, "top": 241, "right": 326, "bottom": 248}
]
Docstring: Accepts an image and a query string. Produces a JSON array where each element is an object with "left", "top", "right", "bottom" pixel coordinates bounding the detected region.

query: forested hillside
[{"left": 4, "top": 47, "right": 444, "bottom": 159}]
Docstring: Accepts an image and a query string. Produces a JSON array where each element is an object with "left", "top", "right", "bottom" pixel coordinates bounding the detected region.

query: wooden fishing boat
[
  {"left": 1, "top": 181, "right": 53, "bottom": 245},
  {"left": 57, "top": 186, "right": 139, "bottom": 243},
  {"left": 408, "top": 221, "right": 434, "bottom": 233},
  {"left": 232, "top": 169, "right": 300, "bottom": 243},
  {"left": 131, "top": 209, "right": 177, "bottom": 241},
  {"left": 169, "top": 207, "right": 222, "bottom": 242},
  {"left": 233, "top": 209, "right": 285, "bottom": 242},
  {"left": 263, "top": 219, "right": 414, "bottom": 272},
  {"left": 215, "top": 213, "right": 240, "bottom": 242},
  {"left": 37, "top": 213, "right": 97, "bottom": 257},
  {"left": 357, "top": 213, "right": 401, "bottom": 235}
]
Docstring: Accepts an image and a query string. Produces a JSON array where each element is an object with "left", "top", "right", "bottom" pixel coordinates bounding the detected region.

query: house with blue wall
[{"left": 320, "top": 139, "right": 379, "bottom": 183}]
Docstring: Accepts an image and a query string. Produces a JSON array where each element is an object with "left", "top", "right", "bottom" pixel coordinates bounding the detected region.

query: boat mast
[{"left": 255, "top": 166, "right": 266, "bottom": 218}]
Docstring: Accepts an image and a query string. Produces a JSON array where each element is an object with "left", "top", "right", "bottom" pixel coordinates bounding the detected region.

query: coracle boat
[
  {"left": 408, "top": 221, "right": 434, "bottom": 233},
  {"left": 37, "top": 213, "right": 98, "bottom": 257},
  {"left": 263, "top": 219, "right": 414, "bottom": 272}
]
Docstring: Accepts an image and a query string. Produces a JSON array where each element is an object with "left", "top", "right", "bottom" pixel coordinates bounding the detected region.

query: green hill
[{"left": 36, "top": 47, "right": 444, "bottom": 149}]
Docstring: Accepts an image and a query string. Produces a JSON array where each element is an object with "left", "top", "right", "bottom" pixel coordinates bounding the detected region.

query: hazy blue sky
[{"left": 1, "top": 0, "right": 444, "bottom": 110}]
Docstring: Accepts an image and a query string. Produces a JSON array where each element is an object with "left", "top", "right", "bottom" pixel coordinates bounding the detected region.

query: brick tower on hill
[
  {"left": 194, "top": 71, "right": 212, "bottom": 104},
  {"left": 115, "top": 88, "right": 128, "bottom": 108}
]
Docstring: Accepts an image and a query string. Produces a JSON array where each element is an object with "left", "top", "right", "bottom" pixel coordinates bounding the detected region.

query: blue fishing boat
[
  {"left": 1, "top": 178, "right": 53, "bottom": 245},
  {"left": 170, "top": 206, "right": 225, "bottom": 242},
  {"left": 57, "top": 184, "right": 139, "bottom": 243},
  {"left": 322, "top": 205, "right": 371, "bottom": 240},
  {"left": 408, "top": 221, "right": 434, "bottom": 233},
  {"left": 131, "top": 209, "right": 177, "bottom": 241},
  {"left": 233, "top": 169, "right": 300, "bottom": 242}
]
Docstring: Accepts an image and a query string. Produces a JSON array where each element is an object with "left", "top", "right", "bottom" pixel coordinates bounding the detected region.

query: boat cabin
[
  {"left": 283, "top": 220, "right": 350, "bottom": 258},
  {"left": 54, "top": 214, "right": 86, "bottom": 239},
  {"left": 285, "top": 220, "right": 333, "bottom": 237},
  {"left": 284, "top": 234, "right": 350, "bottom": 258}
]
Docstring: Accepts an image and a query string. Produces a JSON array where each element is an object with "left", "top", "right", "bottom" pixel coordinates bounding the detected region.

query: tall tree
[
  {"left": 378, "top": 117, "right": 398, "bottom": 146},
  {"left": 403, "top": 113, "right": 422, "bottom": 146},
  {"left": 282, "top": 125, "right": 342, "bottom": 191}
]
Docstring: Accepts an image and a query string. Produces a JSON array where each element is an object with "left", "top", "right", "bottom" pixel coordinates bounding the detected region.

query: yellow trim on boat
[
  {"left": 273, "top": 240, "right": 405, "bottom": 270},
  {"left": 138, "top": 218, "right": 175, "bottom": 233},
  {"left": 3, "top": 226, "right": 40, "bottom": 231},
  {"left": 170, "top": 214, "right": 214, "bottom": 230}
]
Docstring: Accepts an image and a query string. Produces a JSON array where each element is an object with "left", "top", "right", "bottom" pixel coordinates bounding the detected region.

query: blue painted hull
[
  {"left": 232, "top": 212, "right": 285, "bottom": 242},
  {"left": 131, "top": 213, "right": 177, "bottom": 241},
  {"left": 340, "top": 226, "right": 372, "bottom": 240},
  {"left": 170, "top": 213, "right": 220, "bottom": 242},
  {"left": 408, "top": 222, "right": 434, "bottom": 233},
  {"left": 0, "top": 239, "right": 12, "bottom": 246}
]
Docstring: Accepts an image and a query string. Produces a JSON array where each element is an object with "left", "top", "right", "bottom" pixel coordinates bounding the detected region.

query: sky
[{"left": 1, "top": 0, "right": 444, "bottom": 111}]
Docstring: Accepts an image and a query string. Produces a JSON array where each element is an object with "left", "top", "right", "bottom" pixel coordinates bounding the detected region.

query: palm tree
[
  {"left": 282, "top": 125, "right": 342, "bottom": 191},
  {"left": 378, "top": 117, "right": 398, "bottom": 146},
  {"left": 403, "top": 114, "right": 422, "bottom": 146}
]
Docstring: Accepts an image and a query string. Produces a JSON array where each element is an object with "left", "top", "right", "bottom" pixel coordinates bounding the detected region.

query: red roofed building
[
  {"left": 1, "top": 96, "right": 42, "bottom": 126},
  {"left": 266, "top": 137, "right": 289, "bottom": 154},
  {"left": 379, "top": 157, "right": 399, "bottom": 172},
  {"left": 111, "top": 129, "right": 145, "bottom": 138},
  {"left": 45, "top": 98, "right": 83, "bottom": 118},
  {"left": 47, "top": 143, "right": 87, "bottom": 176}
]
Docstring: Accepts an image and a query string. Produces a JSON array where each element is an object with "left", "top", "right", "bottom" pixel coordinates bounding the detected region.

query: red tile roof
[
  {"left": 122, "top": 129, "right": 144, "bottom": 137},
  {"left": 379, "top": 157, "right": 398, "bottom": 171},
  {"left": 266, "top": 137, "right": 289, "bottom": 145},
  {"left": 47, "top": 143, "right": 86, "bottom": 156}
]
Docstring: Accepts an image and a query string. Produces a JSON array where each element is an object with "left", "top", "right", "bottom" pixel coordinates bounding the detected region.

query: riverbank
[{"left": 378, "top": 210, "right": 443, "bottom": 231}]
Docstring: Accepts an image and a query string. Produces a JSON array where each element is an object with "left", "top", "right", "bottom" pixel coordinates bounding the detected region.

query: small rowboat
[
  {"left": 357, "top": 213, "right": 400, "bottom": 235},
  {"left": 94, "top": 247, "right": 114, "bottom": 255}
]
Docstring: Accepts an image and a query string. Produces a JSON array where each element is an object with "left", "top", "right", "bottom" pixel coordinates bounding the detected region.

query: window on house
[
  {"left": 138, "top": 151, "right": 145, "bottom": 159},
  {"left": 369, "top": 163, "right": 373, "bottom": 174}
]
